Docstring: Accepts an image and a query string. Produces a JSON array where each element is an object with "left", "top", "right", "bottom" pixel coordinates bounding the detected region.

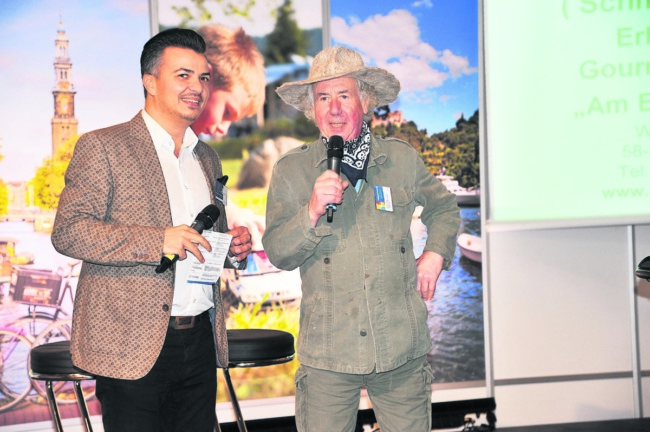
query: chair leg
[
  {"left": 222, "top": 368, "right": 248, "bottom": 432},
  {"left": 214, "top": 412, "right": 222, "bottom": 432},
  {"left": 45, "top": 380, "right": 64, "bottom": 432},
  {"left": 72, "top": 381, "right": 93, "bottom": 432}
]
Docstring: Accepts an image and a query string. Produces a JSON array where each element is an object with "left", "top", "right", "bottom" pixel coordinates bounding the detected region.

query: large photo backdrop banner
[
  {"left": 0, "top": 0, "right": 150, "bottom": 427},
  {"left": 0, "top": 0, "right": 481, "bottom": 428}
]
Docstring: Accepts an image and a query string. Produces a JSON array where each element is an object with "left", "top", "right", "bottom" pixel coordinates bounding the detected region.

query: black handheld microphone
[
  {"left": 155, "top": 204, "right": 220, "bottom": 273},
  {"left": 326, "top": 135, "right": 344, "bottom": 223}
]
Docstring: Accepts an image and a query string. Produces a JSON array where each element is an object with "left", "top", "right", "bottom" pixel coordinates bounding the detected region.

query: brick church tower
[{"left": 51, "top": 19, "right": 78, "bottom": 155}]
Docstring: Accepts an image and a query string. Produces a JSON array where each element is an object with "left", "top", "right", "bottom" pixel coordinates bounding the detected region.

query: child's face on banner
[{"left": 191, "top": 83, "right": 249, "bottom": 137}]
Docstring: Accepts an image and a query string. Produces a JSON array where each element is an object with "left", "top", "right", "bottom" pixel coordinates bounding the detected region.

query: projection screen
[{"left": 484, "top": 0, "right": 650, "bottom": 230}]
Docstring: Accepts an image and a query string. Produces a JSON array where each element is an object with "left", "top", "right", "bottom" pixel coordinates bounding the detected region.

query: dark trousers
[{"left": 96, "top": 311, "right": 217, "bottom": 432}]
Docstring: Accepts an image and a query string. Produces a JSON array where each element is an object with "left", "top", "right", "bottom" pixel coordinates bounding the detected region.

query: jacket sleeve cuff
[{"left": 300, "top": 204, "right": 332, "bottom": 246}]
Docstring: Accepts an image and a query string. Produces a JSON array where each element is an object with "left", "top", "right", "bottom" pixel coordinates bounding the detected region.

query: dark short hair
[{"left": 140, "top": 28, "right": 207, "bottom": 96}]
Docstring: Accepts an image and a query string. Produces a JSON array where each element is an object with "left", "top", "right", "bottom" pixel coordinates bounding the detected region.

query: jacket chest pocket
[{"left": 374, "top": 187, "right": 414, "bottom": 235}]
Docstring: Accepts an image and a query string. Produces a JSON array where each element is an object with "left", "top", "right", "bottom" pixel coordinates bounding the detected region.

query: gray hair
[{"left": 304, "top": 78, "right": 377, "bottom": 122}]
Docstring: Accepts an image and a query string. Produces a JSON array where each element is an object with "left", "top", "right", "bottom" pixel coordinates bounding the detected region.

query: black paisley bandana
[{"left": 322, "top": 122, "right": 371, "bottom": 186}]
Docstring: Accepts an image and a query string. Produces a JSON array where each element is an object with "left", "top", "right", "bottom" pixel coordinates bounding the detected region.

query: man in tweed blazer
[{"left": 51, "top": 28, "right": 251, "bottom": 432}]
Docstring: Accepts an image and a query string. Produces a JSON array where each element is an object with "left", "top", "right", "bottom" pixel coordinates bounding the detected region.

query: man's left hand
[
  {"left": 416, "top": 251, "right": 445, "bottom": 301},
  {"left": 227, "top": 226, "right": 252, "bottom": 262}
]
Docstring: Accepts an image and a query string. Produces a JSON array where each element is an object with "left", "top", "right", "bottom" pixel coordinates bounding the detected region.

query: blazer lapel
[{"left": 129, "top": 113, "right": 172, "bottom": 227}]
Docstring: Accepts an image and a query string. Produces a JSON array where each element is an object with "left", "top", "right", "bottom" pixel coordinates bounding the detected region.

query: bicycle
[
  {"left": 0, "top": 260, "right": 88, "bottom": 412},
  {"left": 0, "top": 317, "right": 84, "bottom": 412},
  {"left": 7, "top": 260, "right": 79, "bottom": 341},
  {"left": 0, "top": 325, "right": 34, "bottom": 412}
]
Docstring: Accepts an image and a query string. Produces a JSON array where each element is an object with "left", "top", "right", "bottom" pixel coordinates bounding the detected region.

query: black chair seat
[
  {"left": 222, "top": 329, "right": 296, "bottom": 432},
  {"left": 29, "top": 340, "right": 95, "bottom": 432},
  {"left": 226, "top": 329, "right": 295, "bottom": 363},
  {"left": 30, "top": 340, "right": 92, "bottom": 376},
  {"left": 636, "top": 256, "right": 650, "bottom": 280}
]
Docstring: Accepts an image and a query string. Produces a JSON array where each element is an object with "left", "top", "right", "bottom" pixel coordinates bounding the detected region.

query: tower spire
[{"left": 51, "top": 16, "right": 78, "bottom": 155}]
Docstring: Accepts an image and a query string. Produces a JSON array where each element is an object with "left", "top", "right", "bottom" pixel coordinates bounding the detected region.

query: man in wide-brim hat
[
  {"left": 276, "top": 46, "right": 400, "bottom": 123},
  {"left": 262, "top": 46, "right": 460, "bottom": 432}
]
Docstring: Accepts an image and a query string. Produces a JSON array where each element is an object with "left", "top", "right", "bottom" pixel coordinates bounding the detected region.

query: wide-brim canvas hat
[{"left": 276, "top": 46, "right": 400, "bottom": 112}]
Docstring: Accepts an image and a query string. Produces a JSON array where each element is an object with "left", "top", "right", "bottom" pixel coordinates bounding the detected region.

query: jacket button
[
  {"left": 324, "top": 257, "right": 330, "bottom": 264},
  {"left": 162, "top": 304, "right": 169, "bottom": 312},
  {"left": 360, "top": 330, "right": 367, "bottom": 337},
  {"left": 400, "top": 247, "right": 406, "bottom": 253}
]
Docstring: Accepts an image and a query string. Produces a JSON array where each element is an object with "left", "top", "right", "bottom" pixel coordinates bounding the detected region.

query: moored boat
[{"left": 457, "top": 233, "right": 482, "bottom": 263}]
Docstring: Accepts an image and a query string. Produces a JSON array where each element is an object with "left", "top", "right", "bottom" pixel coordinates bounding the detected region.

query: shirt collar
[{"left": 141, "top": 108, "right": 199, "bottom": 153}]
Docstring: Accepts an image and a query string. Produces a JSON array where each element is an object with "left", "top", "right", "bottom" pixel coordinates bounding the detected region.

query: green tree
[
  {"left": 372, "top": 108, "right": 479, "bottom": 188},
  {"left": 0, "top": 179, "right": 8, "bottom": 216},
  {"left": 371, "top": 108, "right": 438, "bottom": 172},
  {"left": 0, "top": 139, "right": 9, "bottom": 215},
  {"left": 172, "top": 0, "right": 261, "bottom": 27},
  {"left": 426, "top": 110, "right": 479, "bottom": 187},
  {"left": 263, "top": 0, "right": 307, "bottom": 65},
  {"left": 31, "top": 135, "right": 78, "bottom": 210}
]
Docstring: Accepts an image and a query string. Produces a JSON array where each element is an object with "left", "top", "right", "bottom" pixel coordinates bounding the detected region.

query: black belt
[{"left": 169, "top": 310, "right": 209, "bottom": 330}]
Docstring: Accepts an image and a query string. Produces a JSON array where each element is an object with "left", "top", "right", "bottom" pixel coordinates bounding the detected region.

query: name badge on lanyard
[
  {"left": 215, "top": 175, "right": 228, "bottom": 205},
  {"left": 374, "top": 185, "right": 393, "bottom": 212}
]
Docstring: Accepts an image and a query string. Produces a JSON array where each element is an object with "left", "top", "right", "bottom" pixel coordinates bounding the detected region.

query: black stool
[
  {"left": 636, "top": 255, "right": 650, "bottom": 280},
  {"left": 29, "top": 340, "right": 95, "bottom": 432},
  {"left": 221, "top": 329, "right": 295, "bottom": 432}
]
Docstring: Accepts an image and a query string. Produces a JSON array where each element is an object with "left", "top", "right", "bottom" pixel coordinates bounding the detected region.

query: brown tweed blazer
[{"left": 52, "top": 112, "right": 232, "bottom": 380}]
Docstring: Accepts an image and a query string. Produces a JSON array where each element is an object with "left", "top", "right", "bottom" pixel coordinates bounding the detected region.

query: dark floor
[
  {"left": 3, "top": 396, "right": 648, "bottom": 431},
  {"left": 218, "top": 398, "right": 650, "bottom": 432},
  {"left": 497, "top": 418, "right": 650, "bottom": 432},
  {"left": 218, "top": 416, "right": 650, "bottom": 432},
  {"left": 219, "top": 398, "right": 497, "bottom": 432}
]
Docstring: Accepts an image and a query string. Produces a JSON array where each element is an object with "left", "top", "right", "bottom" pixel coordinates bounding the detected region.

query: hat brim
[{"left": 276, "top": 66, "right": 400, "bottom": 112}]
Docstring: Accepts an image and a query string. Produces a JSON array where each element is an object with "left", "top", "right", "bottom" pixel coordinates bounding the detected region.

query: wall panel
[{"left": 489, "top": 227, "right": 633, "bottom": 380}]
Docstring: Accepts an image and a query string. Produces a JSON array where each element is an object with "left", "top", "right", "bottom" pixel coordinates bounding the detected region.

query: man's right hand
[
  {"left": 308, "top": 170, "right": 349, "bottom": 227},
  {"left": 163, "top": 225, "right": 212, "bottom": 263}
]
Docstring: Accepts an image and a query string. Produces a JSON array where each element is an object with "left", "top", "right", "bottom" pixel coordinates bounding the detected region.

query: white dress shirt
[{"left": 142, "top": 109, "right": 214, "bottom": 317}]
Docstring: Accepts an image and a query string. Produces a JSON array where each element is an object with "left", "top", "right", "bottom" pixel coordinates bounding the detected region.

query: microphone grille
[
  {"left": 329, "top": 135, "right": 344, "bottom": 151},
  {"left": 328, "top": 136, "right": 344, "bottom": 159},
  {"left": 201, "top": 204, "right": 220, "bottom": 228}
]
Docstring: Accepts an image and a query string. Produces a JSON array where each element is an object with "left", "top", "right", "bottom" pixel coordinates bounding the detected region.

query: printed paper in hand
[{"left": 187, "top": 231, "right": 233, "bottom": 284}]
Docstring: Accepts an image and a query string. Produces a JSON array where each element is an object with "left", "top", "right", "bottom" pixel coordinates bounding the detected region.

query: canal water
[{"left": 416, "top": 207, "right": 485, "bottom": 383}]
